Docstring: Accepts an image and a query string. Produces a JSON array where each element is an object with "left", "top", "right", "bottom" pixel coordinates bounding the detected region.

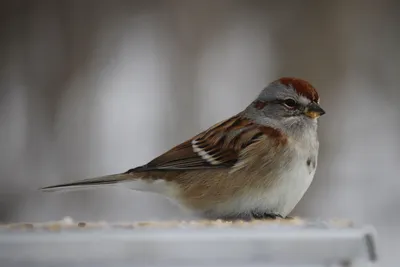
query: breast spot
[{"left": 306, "top": 157, "right": 316, "bottom": 174}]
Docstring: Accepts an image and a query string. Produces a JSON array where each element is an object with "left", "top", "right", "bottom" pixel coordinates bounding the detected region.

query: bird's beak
[{"left": 304, "top": 103, "right": 325, "bottom": 119}]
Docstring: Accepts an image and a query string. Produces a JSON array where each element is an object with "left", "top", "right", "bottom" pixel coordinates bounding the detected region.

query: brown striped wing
[{"left": 130, "top": 115, "right": 271, "bottom": 171}]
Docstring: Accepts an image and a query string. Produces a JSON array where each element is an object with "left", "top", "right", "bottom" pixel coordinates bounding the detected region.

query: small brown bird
[{"left": 42, "top": 77, "right": 325, "bottom": 220}]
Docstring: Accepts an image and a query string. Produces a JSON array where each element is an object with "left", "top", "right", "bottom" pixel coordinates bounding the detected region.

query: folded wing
[{"left": 128, "top": 114, "right": 282, "bottom": 172}]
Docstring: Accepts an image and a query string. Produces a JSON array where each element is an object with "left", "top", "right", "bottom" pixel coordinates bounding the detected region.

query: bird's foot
[
  {"left": 212, "top": 212, "right": 292, "bottom": 222},
  {"left": 251, "top": 211, "right": 284, "bottom": 220}
]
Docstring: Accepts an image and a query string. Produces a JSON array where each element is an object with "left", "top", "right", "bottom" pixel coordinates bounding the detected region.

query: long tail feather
[{"left": 40, "top": 173, "right": 130, "bottom": 193}]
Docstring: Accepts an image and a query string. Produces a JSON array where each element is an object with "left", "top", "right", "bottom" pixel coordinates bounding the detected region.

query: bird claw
[
  {"left": 216, "top": 212, "right": 290, "bottom": 221},
  {"left": 251, "top": 211, "right": 284, "bottom": 220}
]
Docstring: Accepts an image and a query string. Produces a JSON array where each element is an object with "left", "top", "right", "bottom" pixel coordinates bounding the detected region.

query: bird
[{"left": 41, "top": 77, "right": 325, "bottom": 221}]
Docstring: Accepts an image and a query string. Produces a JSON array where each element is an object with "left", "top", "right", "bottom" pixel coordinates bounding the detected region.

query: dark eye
[{"left": 283, "top": 98, "right": 297, "bottom": 109}]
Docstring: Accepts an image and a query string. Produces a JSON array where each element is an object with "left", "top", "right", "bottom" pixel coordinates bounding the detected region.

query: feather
[
  {"left": 126, "top": 114, "right": 284, "bottom": 173},
  {"left": 40, "top": 114, "right": 287, "bottom": 192},
  {"left": 40, "top": 174, "right": 130, "bottom": 192}
]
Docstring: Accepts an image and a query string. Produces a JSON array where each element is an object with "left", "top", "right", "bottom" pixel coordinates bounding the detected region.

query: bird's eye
[{"left": 283, "top": 98, "right": 297, "bottom": 109}]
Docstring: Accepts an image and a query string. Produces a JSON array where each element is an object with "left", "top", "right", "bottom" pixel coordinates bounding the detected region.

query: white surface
[{"left": 0, "top": 224, "right": 377, "bottom": 267}]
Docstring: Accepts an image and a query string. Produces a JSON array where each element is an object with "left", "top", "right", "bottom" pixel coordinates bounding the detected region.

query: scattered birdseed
[{"left": 0, "top": 216, "right": 354, "bottom": 233}]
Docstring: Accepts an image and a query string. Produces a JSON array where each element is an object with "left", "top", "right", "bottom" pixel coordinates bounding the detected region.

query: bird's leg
[
  {"left": 251, "top": 211, "right": 284, "bottom": 220},
  {"left": 211, "top": 212, "right": 290, "bottom": 222}
]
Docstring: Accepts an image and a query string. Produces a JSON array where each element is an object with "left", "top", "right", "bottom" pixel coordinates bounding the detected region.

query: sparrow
[{"left": 41, "top": 77, "right": 325, "bottom": 221}]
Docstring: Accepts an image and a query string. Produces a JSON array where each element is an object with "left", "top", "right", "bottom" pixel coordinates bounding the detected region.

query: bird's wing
[
  {"left": 128, "top": 114, "right": 287, "bottom": 172},
  {"left": 40, "top": 114, "right": 288, "bottom": 192}
]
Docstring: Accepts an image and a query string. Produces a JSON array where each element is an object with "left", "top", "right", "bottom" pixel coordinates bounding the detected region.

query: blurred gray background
[{"left": 1, "top": 0, "right": 399, "bottom": 265}]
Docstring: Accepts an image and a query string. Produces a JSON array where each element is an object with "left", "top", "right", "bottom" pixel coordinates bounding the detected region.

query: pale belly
[
  {"left": 205, "top": 155, "right": 317, "bottom": 219},
  {"left": 124, "top": 141, "right": 318, "bottom": 219}
]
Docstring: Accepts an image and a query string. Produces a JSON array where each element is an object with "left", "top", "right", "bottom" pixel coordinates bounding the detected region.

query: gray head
[{"left": 243, "top": 77, "right": 325, "bottom": 136}]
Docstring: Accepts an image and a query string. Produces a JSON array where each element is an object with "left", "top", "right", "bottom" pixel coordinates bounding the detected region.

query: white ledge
[{"left": 0, "top": 218, "right": 378, "bottom": 267}]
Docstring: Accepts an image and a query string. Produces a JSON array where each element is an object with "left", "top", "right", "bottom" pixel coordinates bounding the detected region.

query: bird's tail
[{"left": 40, "top": 173, "right": 131, "bottom": 193}]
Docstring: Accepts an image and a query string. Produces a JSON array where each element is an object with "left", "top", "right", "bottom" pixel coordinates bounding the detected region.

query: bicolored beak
[{"left": 304, "top": 103, "right": 325, "bottom": 119}]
